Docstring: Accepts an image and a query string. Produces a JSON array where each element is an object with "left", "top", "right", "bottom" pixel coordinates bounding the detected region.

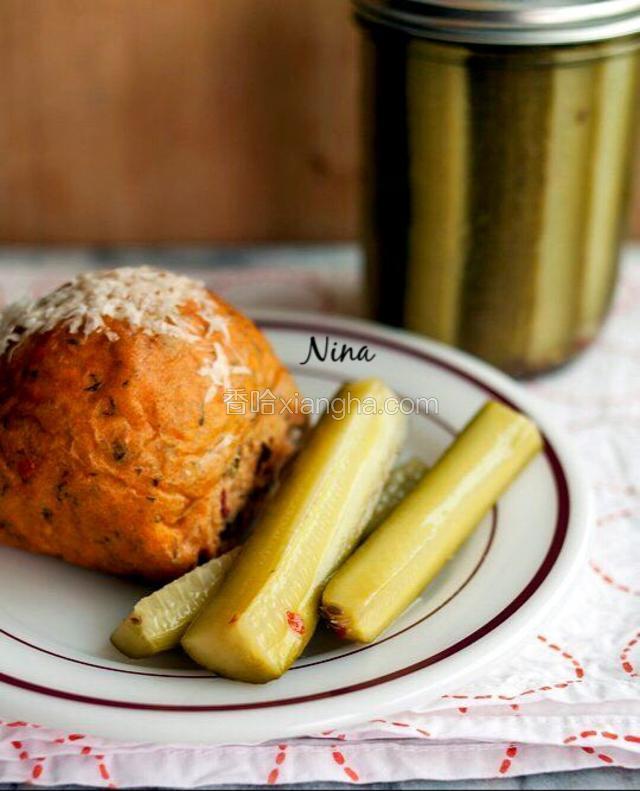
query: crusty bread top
[
  {"left": 0, "top": 266, "right": 228, "bottom": 354},
  {"left": 0, "top": 266, "right": 251, "bottom": 404},
  {"left": 0, "top": 266, "right": 301, "bottom": 496}
]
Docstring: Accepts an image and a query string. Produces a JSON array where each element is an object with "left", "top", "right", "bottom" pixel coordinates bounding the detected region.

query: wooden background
[{"left": 0, "top": 0, "right": 639, "bottom": 244}]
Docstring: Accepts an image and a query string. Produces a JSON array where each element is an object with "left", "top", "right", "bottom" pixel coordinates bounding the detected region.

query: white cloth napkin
[{"left": 0, "top": 247, "right": 639, "bottom": 786}]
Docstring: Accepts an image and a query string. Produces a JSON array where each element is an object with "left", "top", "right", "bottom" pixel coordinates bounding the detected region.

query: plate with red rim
[{"left": 0, "top": 310, "right": 591, "bottom": 744}]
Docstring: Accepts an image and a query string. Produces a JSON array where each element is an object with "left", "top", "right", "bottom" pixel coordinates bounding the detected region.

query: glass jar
[{"left": 356, "top": 0, "right": 640, "bottom": 376}]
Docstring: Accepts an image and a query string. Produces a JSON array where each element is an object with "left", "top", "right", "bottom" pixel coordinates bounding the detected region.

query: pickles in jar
[
  {"left": 361, "top": 29, "right": 640, "bottom": 376},
  {"left": 182, "top": 379, "right": 406, "bottom": 682},
  {"left": 321, "top": 401, "right": 542, "bottom": 644}
]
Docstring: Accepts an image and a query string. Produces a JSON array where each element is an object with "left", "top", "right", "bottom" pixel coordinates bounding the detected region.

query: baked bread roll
[{"left": 0, "top": 267, "right": 306, "bottom": 580}]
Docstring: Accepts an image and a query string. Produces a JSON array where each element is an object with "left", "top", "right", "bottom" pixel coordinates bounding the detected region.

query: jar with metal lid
[{"left": 356, "top": 0, "right": 640, "bottom": 376}]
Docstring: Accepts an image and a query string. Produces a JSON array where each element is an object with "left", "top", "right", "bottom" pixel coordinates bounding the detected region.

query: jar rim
[{"left": 353, "top": 0, "right": 640, "bottom": 45}]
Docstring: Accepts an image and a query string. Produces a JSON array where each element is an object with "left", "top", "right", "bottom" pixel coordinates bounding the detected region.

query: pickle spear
[
  {"left": 322, "top": 401, "right": 542, "bottom": 644},
  {"left": 111, "top": 457, "right": 422, "bottom": 659},
  {"left": 182, "top": 379, "right": 406, "bottom": 682},
  {"left": 527, "top": 61, "right": 596, "bottom": 367},
  {"left": 404, "top": 39, "right": 469, "bottom": 346},
  {"left": 578, "top": 51, "right": 639, "bottom": 340},
  {"left": 111, "top": 548, "right": 240, "bottom": 658},
  {"left": 362, "top": 457, "right": 427, "bottom": 540}
]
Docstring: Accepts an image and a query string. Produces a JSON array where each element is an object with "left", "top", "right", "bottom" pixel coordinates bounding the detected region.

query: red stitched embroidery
[
  {"left": 621, "top": 631, "right": 640, "bottom": 677},
  {"left": 332, "top": 747, "right": 360, "bottom": 782},
  {"left": 266, "top": 743, "right": 287, "bottom": 785},
  {"left": 443, "top": 635, "right": 585, "bottom": 704},
  {"left": 498, "top": 745, "right": 518, "bottom": 775},
  {"left": 369, "top": 718, "right": 431, "bottom": 737},
  {"left": 591, "top": 561, "right": 640, "bottom": 596},
  {"left": 562, "top": 729, "right": 640, "bottom": 766}
]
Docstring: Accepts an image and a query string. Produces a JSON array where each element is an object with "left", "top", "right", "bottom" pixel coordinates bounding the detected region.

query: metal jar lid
[{"left": 353, "top": 0, "right": 640, "bottom": 45}]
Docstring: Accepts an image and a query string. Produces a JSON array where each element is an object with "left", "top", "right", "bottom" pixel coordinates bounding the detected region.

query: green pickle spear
[
  {"left": 321, "top": 401, "right": 542, "bottom": 644},
  {"left": 182, "top": 379, "right": 406, "bottom": 682},
  {"left": 111, "top": 456, "right": 423, "bottom": 659},
  {"left": 362, "top": 457, "right": 428, "bottom": 540},
  {"left": 111, "top": 548, "right": 240, "bottom": 658}
]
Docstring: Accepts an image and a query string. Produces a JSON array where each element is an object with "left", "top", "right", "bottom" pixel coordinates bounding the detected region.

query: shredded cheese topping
[
  {"left": 0, "top": 266, "right": 228, "bottom": 357},
  {"left": 199, "top": 343, "right": 251, "bottom": 403},
  {"left": 0, "top": 266, "right": 250, "bottom": 400}
]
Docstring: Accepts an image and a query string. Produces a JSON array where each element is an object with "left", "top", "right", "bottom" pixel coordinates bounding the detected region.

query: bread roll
[{"left": 0, "top": 267, "right": 306, "bottom": 580}]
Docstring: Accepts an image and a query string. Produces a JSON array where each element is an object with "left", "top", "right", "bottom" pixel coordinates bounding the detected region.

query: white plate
[{"left": 0, "top": 311, "right": 591, "bottom": 744}]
